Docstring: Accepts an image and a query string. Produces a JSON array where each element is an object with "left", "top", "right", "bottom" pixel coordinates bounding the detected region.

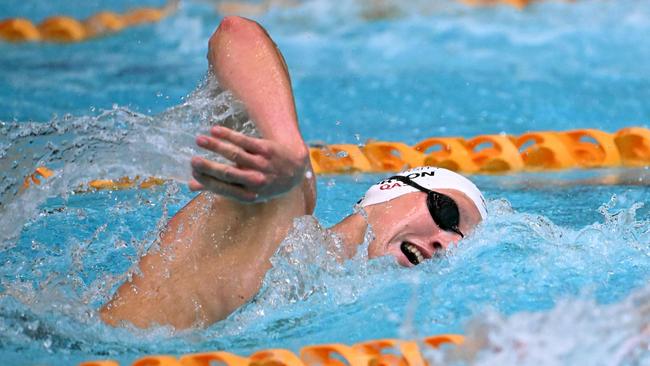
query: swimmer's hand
[{"left": 189, "top": 126, "right": 309, "bottom": 202}]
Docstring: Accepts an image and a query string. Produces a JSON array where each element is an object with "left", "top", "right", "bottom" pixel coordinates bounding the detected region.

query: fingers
[
  {"left": 191, "top": 172, "right": 258, "bottom": 202},
  {"left": 189, "top": 126, "right": 277, "bottom": 202},
  {"left": 196, "top": 135, "right": 264, "bottom": 168},
  {"left": 210, "top": 126, "right": 270, "bottom": 156},
  {"left": 191, "top": 157, "right": 266, "bottom": 187},
  {"left": 188, "top": 179, "right": 205, "bottom": 192},
  {"left": 196, "top": 130, "right": 270, "bottom": 170}
]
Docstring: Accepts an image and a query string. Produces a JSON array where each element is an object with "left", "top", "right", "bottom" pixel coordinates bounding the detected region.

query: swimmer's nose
[
  {"left": 429, "top": 237, "right": 456, "bottom": 254},
  {"left": 433, "top": 241, "right": 443, "bottom": 251}
]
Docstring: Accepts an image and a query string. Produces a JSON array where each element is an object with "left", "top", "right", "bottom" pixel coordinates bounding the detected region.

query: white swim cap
[{"left": 358, "top": 166, "right": 488, "bottom": 219}]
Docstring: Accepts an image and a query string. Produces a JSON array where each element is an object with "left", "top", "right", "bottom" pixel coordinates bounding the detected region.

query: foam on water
[
  {"left": 0, "top": 75, "right": 256, "bottom": 242},
  {"left": 426, "top": 285, "right": 650, "bottom": 365}
]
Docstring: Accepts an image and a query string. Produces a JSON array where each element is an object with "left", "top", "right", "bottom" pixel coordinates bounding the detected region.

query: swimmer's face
[{"left": 364, "top": 189, "right": 482, "bottom": 267}]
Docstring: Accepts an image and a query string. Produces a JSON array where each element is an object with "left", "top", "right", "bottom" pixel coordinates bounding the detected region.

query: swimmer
[{"left": 99, "top": 16, "right": 486, "bottom": 329}]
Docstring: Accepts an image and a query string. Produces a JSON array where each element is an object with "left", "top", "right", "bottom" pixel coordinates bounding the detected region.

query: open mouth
[{"left": 400, "top": 241, "right": 425, "bottom": 266}]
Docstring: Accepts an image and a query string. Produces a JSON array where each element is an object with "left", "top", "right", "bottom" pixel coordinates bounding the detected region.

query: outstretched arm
[
  {"left": 100, "top": 17, "right": 315, "bottom": 329},
  {"left": 189, "top": 15, "right": 312, "bottom": 203}
]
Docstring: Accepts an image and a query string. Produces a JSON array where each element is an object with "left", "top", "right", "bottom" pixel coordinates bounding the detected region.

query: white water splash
[{"left": 0, "top": 74, "right": 256, "bottom": 246}]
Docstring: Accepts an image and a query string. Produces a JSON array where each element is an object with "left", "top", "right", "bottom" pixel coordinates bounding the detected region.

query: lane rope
[
  {"left": 310, "top": 127, "right": 650, "bottom": 174},
  {"left": 79, "top": 333, "right": 465, "bottom": 366},
  {"left": 21, "top": 127, "right": 650, "bottom": 192},
  {"left": 0, "top": 0, "right": 178, "bottom": 43},
  {"left": 0, "top": 0, "right": 575, "bottom": 43},
  {"left": 460, "top": 0, "right": 535, "bottom": 9}
]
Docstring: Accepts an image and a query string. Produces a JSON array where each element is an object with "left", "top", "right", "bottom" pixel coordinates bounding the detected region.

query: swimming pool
[{"left": 1, "top": 0, "right": 650, "bottom": 364}]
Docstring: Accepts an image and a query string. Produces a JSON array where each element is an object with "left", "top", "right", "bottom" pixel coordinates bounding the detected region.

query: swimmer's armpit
[{"left": 190, "top": 125, "right": 309, "bottom": 203}]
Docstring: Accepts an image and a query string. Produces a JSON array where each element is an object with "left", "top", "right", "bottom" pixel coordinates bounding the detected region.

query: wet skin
[
  {"left": 100, "top": 16, "right": 483, "bottom": 329},
  {"left": 331, "top": 190, "right": 482, "bottom": 267}
]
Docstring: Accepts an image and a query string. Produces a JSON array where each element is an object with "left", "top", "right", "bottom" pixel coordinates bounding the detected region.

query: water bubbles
[
  {"left": 25, "top": 320, "right": 39, "bottom": 333},
  {"left": 113, "top": 239, "right": 127, "bottom": 249},
  {"left": 438, "top": 283, "right": 650, "bottom": 366},
  {"left": 42, "top": 337, "right": 52, "bottom": 350},
  {"left": 76, "top": 209, "right": 87, "bottom": 220}
]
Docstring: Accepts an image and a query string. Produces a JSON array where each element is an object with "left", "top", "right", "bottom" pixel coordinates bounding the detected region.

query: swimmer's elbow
[{"left": 207, "top": 16, "right": 266, "bottom": 65}]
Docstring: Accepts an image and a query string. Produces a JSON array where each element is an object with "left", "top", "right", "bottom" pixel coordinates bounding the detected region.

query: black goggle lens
[
  {"left": 426, "top": 191, "right": 463, "bottom": 238},
  {"left": 388, "top": 175, "right": 464, "bottom": 238}
]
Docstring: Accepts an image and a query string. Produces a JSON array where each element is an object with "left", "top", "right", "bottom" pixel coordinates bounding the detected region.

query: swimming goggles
[{"left": 387, "top": 175, "right": 464, "bottom": 238}]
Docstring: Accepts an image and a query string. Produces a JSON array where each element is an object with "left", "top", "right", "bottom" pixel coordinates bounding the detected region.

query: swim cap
[{"left": 358, "top": 166, "right": 488, "bottom": 219}]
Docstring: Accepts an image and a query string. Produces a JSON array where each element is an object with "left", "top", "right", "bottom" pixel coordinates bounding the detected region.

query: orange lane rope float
[
  {"left": 215, "top": 0, "right": 560, "bottom": 17},
  {"left": 22, "top": 166, "right": 54, "bottom": 190},
  {"left": 460, "top": 0, "right": 577, "bottom": 9},
  {"left": 79, "top": 334, "right": 464, "bottom": 366},
  {"left": 0, "top": 0, "right": 178, "bottom": 43},
  {"left": 21, "top": 127, "right": 650, "bottom": 192},
  {"left": 309, "top": 127, "right": 650, "bottom": 174},
  {"left": 460, "top": 0, "right": 535, "bottom": 9}
]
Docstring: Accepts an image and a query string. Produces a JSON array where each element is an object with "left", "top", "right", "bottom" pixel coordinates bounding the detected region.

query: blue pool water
[{"left": 1, "top": 0, "right": 650, "bottom": 365}]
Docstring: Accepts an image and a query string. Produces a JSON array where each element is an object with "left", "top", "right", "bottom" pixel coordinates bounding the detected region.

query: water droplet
[
  {"left": 336, "top": 151, "right": 348, "bottom": 158},
  {"left": 156, "top": 91, "right": 163, "bottom": 97},
  {"left": 114, "top": 239, "right": 127, "bottom": 249},
  {"left": 26, "top": 320, "right": 39, "bottom": 331}
]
